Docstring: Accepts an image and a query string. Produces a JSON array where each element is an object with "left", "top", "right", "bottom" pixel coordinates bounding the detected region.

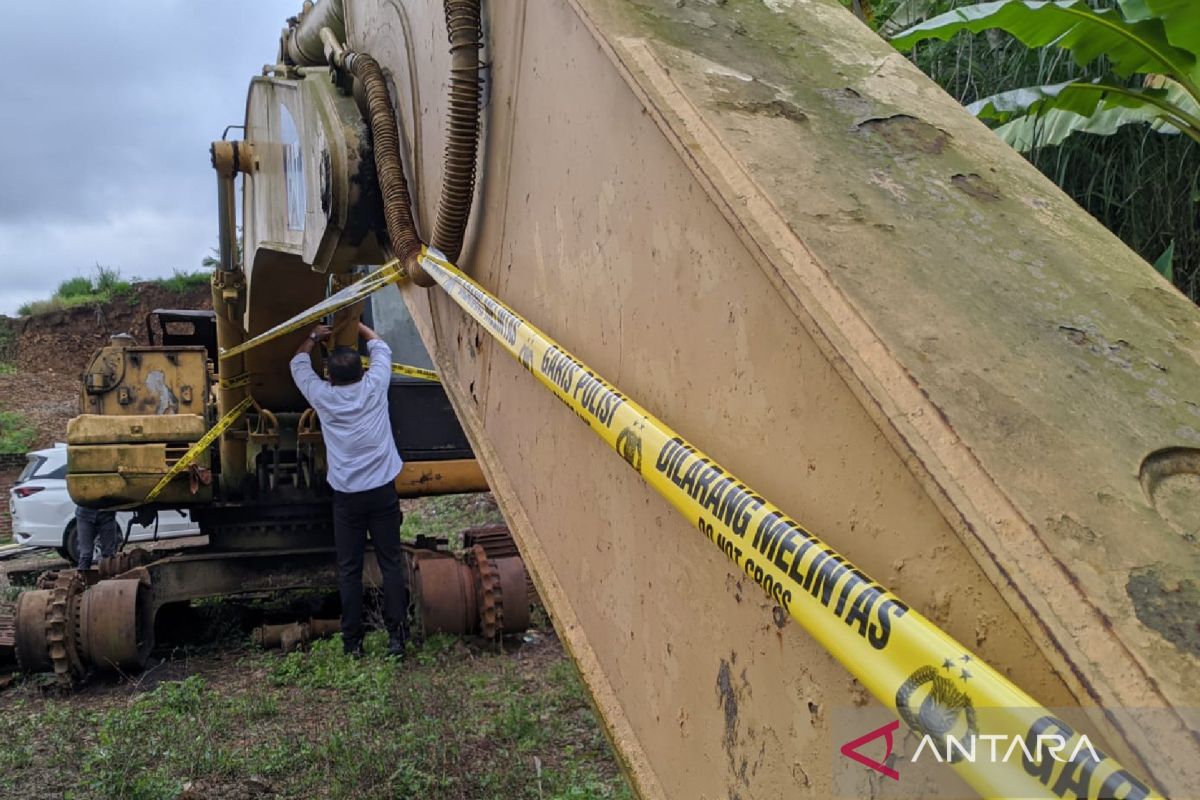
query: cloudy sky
[{"left": 0, "top": 1, "right": 298, "bottom": 315}]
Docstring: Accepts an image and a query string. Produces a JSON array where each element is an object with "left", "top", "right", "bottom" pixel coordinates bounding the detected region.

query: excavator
[{"left": 6, "top": 1, "right": 1200, "bottom": 798}]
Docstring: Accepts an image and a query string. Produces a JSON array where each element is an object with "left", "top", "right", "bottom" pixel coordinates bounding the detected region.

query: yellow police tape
[
  {"left": 143, "top": 395, "right": 254, "bottom": 503},
  {"left": 416, "top": 247, "right": 1159, "bottom": 800},
  {"left": 218, "top": 372, "right": 250, "bottom": 391},
  {"left": 219, "top": 260, "right": 407, "bottom": 361},
  {"left": 358, "top": 357, "right": 441, "bottom": 383}
]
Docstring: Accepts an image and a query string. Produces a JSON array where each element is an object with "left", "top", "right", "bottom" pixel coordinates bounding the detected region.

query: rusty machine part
[
  {"left": 0, "top": 526, "right": 532, "bottom": 685},
  {"left": 79, "top": 578, "right": 154, "bottom": 671},
  {"left": 0, "top": 611, "right": 14, "bottom": 666},
  {"left": 472, "top": 545, "right": 503, "bottom": 641},
  {"left": 407, "top": 539, "right": 530, "bottom": 640},
  {"left": 464, "top": 523, "right": 535, "bottom": 601},
  {"left": 45, "top": 571, "right": 88, "bottom": 688},
  {"left": 253, "top": 618, "right": 341, "bottom": 652},
  {"left": 96, "top": 547, "right": 157, "bottom": 580}
]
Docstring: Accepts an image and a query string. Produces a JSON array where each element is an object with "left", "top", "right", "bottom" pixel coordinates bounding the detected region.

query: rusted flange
[
  {"left": 79, "top": 578, "right": 153, "bottom": 672},
  {"left": 13, "top": 589, "right": 52, "bottom": 672},
  {"left": 492, "top": 556, "right": 531, "bottom": 633},
  {"left": 411, "top": 552, "right": 477, "bottom": 636}
]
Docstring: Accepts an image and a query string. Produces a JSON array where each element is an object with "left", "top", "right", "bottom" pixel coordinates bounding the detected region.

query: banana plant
[{"left": 890, "top": 0, "right": 1200, "bottom": 151}]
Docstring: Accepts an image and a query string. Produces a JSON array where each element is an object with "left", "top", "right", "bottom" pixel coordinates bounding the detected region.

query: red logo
[{"left": 840, "top": 719, "right": 901, "bottom": 781}]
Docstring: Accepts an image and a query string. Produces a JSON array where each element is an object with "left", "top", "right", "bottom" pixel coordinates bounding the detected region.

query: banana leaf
[
  {"left": 1119, "top": 0, "right": 1199, "bottom": 56},
  {"left": 890, "top": 1, "right": 1200, "bottom": 90},
  {"left": 968, "top": 76, "right": 1200, "bottom": 149}
]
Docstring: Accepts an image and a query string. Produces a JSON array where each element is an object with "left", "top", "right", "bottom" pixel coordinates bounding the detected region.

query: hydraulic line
[
  {"left": 344, "top": 51, "right": 424, "bottom": 273},
  {"left": 282, "top": 0, "right": 483, "bottom": 284},
  {"left": 429, "top": 0, "right": 483, "bottom": 267}
]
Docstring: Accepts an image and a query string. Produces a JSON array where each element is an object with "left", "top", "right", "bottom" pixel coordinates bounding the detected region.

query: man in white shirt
[{"left": 290, "top": 321, "right": 409, "bottom": 657}]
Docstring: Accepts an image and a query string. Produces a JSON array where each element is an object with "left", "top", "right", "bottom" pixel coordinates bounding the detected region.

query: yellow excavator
[{"left": 10, "top": 1, "right": 1200, "bottom": 798}]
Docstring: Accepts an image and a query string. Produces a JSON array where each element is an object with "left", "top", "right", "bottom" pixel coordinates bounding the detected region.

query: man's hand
[
  {"left": 358, "top": 321, "right": 380, "bottom": 342},
  {"left": 296, "top": 324, "right": 333, "bottom": 356}
]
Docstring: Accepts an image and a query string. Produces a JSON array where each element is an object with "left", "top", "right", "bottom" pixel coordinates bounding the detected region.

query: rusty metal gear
[
  {"left": 96, "top": 548, "right": 154, "bottom": 580},
  {"left": 472, "top": 544, "right": 503, "bottom": 641},
  {"left": 45, "top": 571, "right": 86, "bottom": 689},
  {"left": 35, "top": 571, "right": 60, "bottom": 590}
]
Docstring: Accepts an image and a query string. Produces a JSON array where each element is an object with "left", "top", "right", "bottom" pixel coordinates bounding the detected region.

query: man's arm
[
  {"left": 359, "top": 322, "right": 392, "bottom": 395},
  {"left": 289, "top": 324, "right": 332, "bottom": 403}
]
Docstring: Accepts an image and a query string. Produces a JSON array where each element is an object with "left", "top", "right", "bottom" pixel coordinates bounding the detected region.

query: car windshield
[{"left": 17, "top": 455, "right": 45, "bottom": 483}]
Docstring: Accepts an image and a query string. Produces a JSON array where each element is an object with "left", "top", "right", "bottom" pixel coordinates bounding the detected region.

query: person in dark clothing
[
  {"left": 75, "top": 506, "right": 119, "bottom": 570},
  {"left": 289, "top": 321, "right": 410, "bottom": 657}
]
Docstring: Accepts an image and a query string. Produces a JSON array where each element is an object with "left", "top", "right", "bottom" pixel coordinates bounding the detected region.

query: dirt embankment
[{"left": 0, "top": 282, "right": 211, "bottom": 449}]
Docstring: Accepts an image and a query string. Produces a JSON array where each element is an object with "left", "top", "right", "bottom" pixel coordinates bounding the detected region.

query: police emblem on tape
[
  {"left": 895, "top": 660, "right": 978, "bottom": 763},
  {"left": 616, "top": 423, "right": 644, "bottom": 472}
]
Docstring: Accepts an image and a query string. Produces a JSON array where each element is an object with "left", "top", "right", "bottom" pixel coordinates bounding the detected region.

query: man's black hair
[{"left": 328, "top": 346, "right": 365, "bottom": 385}]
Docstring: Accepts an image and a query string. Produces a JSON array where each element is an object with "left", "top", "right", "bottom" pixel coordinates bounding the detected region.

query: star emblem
[
  {"left": 960, "top": 668, "right": 972, "bottom": 682},
  {"left": 942, "top": 658, "right": 954, "bottom": 671},
  {"left": 960, "top": 654, "right": 972, "bottom": 663}
]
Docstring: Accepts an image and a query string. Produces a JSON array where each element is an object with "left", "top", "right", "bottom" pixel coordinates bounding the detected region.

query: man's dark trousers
[
  {"left": 75, "top": 507, "right": 119, "bottom": 570},
  {"left": 331, "top": 482, "right": 409, "bottom": 648}
]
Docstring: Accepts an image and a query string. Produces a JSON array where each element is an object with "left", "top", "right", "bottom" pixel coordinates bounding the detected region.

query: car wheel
[{"left": 61, "top": 521, "right": 79, "bottom": 565}]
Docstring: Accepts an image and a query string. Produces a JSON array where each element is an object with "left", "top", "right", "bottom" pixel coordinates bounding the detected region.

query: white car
[{"left": 9, "top": 444, "right": 200, "bottom": 563}]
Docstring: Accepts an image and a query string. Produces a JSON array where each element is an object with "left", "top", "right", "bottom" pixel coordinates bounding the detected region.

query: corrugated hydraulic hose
[
  {"left": 430, "top": 0, "right": 483, "bottom": 267},
  {"left": 345, "top": 52, "right": 424, "bottom": 273}
]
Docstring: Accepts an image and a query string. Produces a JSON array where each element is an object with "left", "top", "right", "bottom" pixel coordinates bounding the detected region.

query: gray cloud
[{"left": 0, "top": 0, "right": 299, "bottom": 314}]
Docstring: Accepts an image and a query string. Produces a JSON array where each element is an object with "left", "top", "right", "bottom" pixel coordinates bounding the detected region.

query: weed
[
  {"left": 155, "top": 270, "right": 211, "bottom": 294},
  {"left": 401, "top": 492, "right": 504, "bottom": 547},
  {"left": 18, "top": 264, "right": 134, "bottom": 317},
  {"left": 0, "top": 633, "right": 634, "bottom": 800},
  {"left": 0, "top": 410, "right": 35, "bottom": 455},
  {"left": 56, "top": 275, "right": 96, "bottom": 299},
  {"left": 16, "top": 264, "right": 209, "bottom": 318}
]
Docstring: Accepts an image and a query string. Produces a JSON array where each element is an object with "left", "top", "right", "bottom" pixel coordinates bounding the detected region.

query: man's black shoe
[
  {"left": 343, "top": 639, "right": 364, "bottom": 659},
  {"left": 387, "top": 633, "right": 407, "bottom": 659}
]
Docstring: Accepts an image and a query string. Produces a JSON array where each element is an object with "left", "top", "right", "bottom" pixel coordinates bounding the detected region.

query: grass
[
  {"left": 156, "top": 269, "right": 212, "bottom": 294},
  {"left": 0, "top": 632, "right": 634, "bottom": 800},
  {"left": 0, "top": 410, "right": 35, "bottom": 455},
  {"left": 401, "top": 493, "right": 508, "bottom": 549},
  {"left": 16, "top": 265, "right": 211, "bottom": 317}
]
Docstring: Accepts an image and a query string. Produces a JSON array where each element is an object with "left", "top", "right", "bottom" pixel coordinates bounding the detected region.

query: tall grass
[
  {"left": 17, "top": 265, "right": 133, "bottom": 316},
  {"left": 864, "top": 0, "right": 1200, "bottom": 300},
  {"left": 17, "top": 266, "right": 210, "bottom": 317}
]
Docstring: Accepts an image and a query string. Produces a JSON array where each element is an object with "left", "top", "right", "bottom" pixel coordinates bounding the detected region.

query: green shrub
[
  {"left": 19, "top": 265, "right": 135, "bottom": 317},
  {"left": 55, "top": 275, "right": 95, "bottom": 299},
  {"left": 155, "top": 270, "right": 211, "bottom": 294},
  {"left": 0, "top": 411, "right": 35, "bottom": 455}
]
